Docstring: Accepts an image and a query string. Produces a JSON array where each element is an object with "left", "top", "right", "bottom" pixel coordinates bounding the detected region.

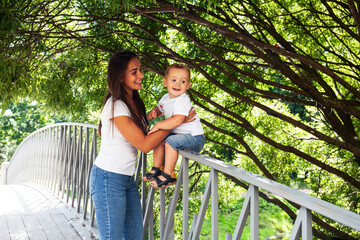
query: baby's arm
[
  {"left": 148, "top": 114, "right": 186, "bottom": 134},
  {"left": 147, "top": 106, "right": 162, "bottom": 121}
]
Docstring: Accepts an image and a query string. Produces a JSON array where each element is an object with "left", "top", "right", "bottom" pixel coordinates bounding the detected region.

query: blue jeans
[
  {"left": 90, "top": 165, "right": 144, "bottom": 240},
  {"left": 165, "top": 133, "right": 205, "bottom": 153}
]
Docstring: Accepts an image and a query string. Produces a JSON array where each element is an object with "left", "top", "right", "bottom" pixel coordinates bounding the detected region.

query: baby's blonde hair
[{"left": 165, "top": 64, "right": 191, "bottom": 79}]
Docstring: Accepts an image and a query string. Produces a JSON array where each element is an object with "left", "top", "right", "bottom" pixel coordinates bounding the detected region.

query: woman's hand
[{"left": 184, "top": 107, "right": 196, "bottom": 123}]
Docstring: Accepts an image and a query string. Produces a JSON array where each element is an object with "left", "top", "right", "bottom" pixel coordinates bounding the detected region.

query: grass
[{"left": 200, "top": 197, "right": 293, "bottom": 240}]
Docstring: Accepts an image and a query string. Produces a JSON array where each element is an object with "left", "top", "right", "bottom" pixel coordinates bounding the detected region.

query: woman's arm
[
  {"left": 148, "top": 115, "right": 186, "bottom": 134},
  {"left": 147, "top": 107, "right": 197, "bottom": 134},
  {"left": 112, "top": 116, "right": 170, "bottom": 153}
]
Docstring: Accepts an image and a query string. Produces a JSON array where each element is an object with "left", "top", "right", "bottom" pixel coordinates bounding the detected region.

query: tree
[
  {"left": 1, "top": 0, "right": 359, "bottom": 238},
  {"left": 0, "top": 100, "right": 64, "bottom": 163}
]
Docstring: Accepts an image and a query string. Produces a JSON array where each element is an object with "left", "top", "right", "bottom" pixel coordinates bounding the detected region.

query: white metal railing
[
  {"left": 136, "top": 151, "right": 360, "bottom": 240},
  {"left": 4, "top": 122, "right": 98, "bottom": 227},
  {"left": 3, "top": 123, "right": 360, "bottom": 240}
]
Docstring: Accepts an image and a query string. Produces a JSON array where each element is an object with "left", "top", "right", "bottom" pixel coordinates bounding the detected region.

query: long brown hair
[{"left": 99, "top": 50, "right": 148, "bottom": 136}]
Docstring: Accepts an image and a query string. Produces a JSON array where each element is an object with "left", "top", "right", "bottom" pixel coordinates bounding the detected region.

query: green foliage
[
  {"left": 269, "top": 74, "right": 311, "bottom": 122},
  {"left": 0, "top": 100, "right": 68, "bottom": 164},
  {"left": 32, "top": 48, "right": 105, "bottom": 120},
  {"left": 201, "top": 197, "right": 293, "bottom": 239},
  {"left": 1, "top": 0, "right": 360, "bottom": 238}
]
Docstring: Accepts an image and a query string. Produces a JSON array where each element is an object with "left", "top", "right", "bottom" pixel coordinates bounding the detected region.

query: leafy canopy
[{"left": 1, "top": 0, "right": 359, "bottom": 239}]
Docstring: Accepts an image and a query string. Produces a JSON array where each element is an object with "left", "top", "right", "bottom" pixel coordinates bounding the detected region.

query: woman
[{"left": 90, "top": 50, "right": 193, "bottom": 240}]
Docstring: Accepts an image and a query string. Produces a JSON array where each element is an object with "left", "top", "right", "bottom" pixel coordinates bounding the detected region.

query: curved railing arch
[
  {"left": 5, "top": 122, "right": 99, "bottom": 226},
  {"left": 3, "top": 123, "right": 360, "bottom": 240}
]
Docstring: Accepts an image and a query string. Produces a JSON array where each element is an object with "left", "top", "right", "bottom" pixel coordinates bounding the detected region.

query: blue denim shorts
[{"left": 164, "top": 133, "right": 205, "bottom": 153}]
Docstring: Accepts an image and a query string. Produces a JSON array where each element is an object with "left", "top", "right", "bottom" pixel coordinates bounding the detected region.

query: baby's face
[{"left": 163, "top": 68, "right": 191, "bottom": 99}]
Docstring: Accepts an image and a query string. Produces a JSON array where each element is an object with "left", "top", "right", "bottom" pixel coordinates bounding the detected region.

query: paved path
[{"left": 0, "top": 183, "right": 97, "bottom": 240}]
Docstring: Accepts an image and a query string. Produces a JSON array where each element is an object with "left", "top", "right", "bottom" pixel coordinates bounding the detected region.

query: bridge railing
[
  {"left": 3, "top": 122, "right": 99, "bottom": 228},
  {"left": 2, "top": 123, "right": 360, "bottom": 240},
  {"left": 136, "top": 151, "right": 360, "bottom": 240}
]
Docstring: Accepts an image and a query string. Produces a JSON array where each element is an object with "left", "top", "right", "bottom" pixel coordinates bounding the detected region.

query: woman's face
[{"left": 123, "top": 57, "right": 144, "bottom": 94}]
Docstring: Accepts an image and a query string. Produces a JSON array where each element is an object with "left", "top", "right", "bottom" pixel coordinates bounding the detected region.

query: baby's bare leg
[
  {"left": 143, "top": 143, "right": 165, "bottom": 181},
  {"left": 163, "top": 142, "right": 179, "bottom": 176},
  {"left": 150, "top": 142, "right": 178, "bottom": 187},
  {"left": 153, "top": 142, "right": 165, "bottom": 168}
]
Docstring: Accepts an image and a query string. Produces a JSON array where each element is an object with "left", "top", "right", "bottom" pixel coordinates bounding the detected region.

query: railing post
[
  {"left": 250, "top": 185, "right": 259, "bottom": 240},
  {"left": 160, "top": 188, "right": 166, "bottom": 240},
  {"left": 89, "top": 128, "right": 97, "bottom": 226},
  {"left": 182, "top": 156, "right": 189, "bottom": 240},
  {"left": 75, "top": 127, "right": 84, "bottom": 212},
  {"left": 66, "top": 125, "right": 75, "bottom": 202},
  {"left": 48, "top": 127, "right": 56, "bottom": 191},
  {"left": 149, "top": 211, "right": 154, "bottom": 240},
  {"left": 289, "top": 207, "right": 312, "bottom": 240},
  {"left": 81, "top": 127, "right": 90, "bottom": 218},
  {"left": 71, "top": 126, "right": 81, "bottom": 207},
  {"left": 232, "top": 184, "right": 258, "bottom": 240},
  {"left": 143, "top": 187, "right": 155, "bottom": 238},
  {"left": 35, "top": 133, "right": 41, "bottom": 183},
  {"left": 190, "top": 169, "right": 213, "bottom": 240},
  {"left": 302, "top": 208, "right": 312, "bottom": 240},
  {"left": 0, "top": 162, "right": 10, "bottom": 185},
  {"left": 60, "top": 125, "right": 70, "bottom": 199},
  {"left": 225, "top": 233, "right": 232, "bottom": 240},
  {"left": 163, "top": 164, "right": 184, "bottom": 239},
  {"left": 57, "top": 125, "right": 65, "bottom": 195},
  {"left": 46, "top": 128, "right": 53, "bottom": 189},
  {"left": 211, "top": 169, "right": 218, "bottom": 240}
]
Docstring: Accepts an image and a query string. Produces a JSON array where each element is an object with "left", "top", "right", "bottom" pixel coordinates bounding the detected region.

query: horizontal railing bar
[
  {"left": 179, "top": 150, "right": 360, "bottom": 231},
  {"left": 8, "top": 123, "right": 97, "bottom": 167}
]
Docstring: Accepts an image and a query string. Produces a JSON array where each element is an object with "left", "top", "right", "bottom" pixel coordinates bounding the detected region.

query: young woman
[
  {"left": 90, "top": 51, "right": 169, "bottom": 240},
  {"left": 90, "top": 51, "right": 194, "bottom": 239}
]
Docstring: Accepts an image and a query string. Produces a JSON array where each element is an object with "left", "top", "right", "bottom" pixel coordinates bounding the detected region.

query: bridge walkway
[{"left": 0, "top": 183, "right": 97, "bottom": 240}]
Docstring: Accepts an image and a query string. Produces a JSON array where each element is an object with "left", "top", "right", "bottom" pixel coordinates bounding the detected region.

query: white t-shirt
[
  {"left": 157, "top": 93, "right": 204, "bottom": 136},
  {"left": 94, "top": 97, "right": 138, "bottom": 176}
]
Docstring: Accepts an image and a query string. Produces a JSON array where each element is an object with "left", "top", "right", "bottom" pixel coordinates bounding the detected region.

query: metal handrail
[
  {"left": 137, "top": 152, "right": 360, "bottom": 240},
  {"left": 5, "top": 123, "right": 98, "bottom": 227},
  {"left": 4, "top": 123, "right": 360, "bottom": 240}
]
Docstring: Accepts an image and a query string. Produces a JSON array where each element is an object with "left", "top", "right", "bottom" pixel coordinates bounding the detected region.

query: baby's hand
[
  {"left": 147, "top": 108, "right": 157, "bottom": 121},
  {"left": 148, "top": 125, "right": 160, "bottom": 134}
]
